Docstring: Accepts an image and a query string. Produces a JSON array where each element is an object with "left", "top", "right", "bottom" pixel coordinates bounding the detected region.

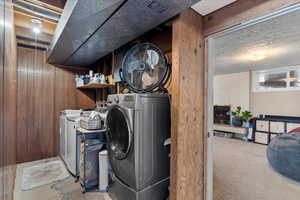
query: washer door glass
[{"left": 107, "top": 106, "right": 132, "bottom": 160}]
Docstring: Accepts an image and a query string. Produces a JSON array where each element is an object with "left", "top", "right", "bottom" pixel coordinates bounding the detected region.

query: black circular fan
[{"left": 121, "top": 43, "right": 169, "bottom": 93}]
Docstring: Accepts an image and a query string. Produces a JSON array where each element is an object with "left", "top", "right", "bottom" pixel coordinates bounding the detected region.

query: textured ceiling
[
  {"left": 214, "top": 9, "right": 300, "bottom": 75},
  {"left": 192, "top": 0, "right": 237, "bottom": 16}
]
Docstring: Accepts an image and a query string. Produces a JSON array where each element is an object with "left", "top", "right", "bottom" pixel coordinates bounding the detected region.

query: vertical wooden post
[
  {"left": 171, "top": 8, "right": 206, "bottom": 200},
  {"left": 1, "top": 1, "right": 17, "bottom": 199}
]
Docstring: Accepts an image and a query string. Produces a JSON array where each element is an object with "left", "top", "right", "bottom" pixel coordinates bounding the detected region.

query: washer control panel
[
  {"left": 123, "top": 95, "right": 134, "bottom": 103},
  {"left": 107, "top": 94, "right": 135, "bottom": 109},
  {"left": 107, "top": 95, "right": 118, "bottom": 106}
]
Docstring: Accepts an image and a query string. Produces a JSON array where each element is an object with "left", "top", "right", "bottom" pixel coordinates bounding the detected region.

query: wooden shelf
[
  {"left": 77, "top": 83, "right": 114, "bottom": 89},
  {"left": 213, "top": 124, "right": 247, "bottom": 134}
]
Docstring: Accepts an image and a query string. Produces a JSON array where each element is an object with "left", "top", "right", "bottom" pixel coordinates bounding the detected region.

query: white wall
[
  {"left": 214, "top": 72, "right": 250, "bottom": 111},
  {"left": 251, "top": 91, "right": 300, "bottom": 117},
  {"left": 214, "top": 71, "right": 300, "bottom": 118}
]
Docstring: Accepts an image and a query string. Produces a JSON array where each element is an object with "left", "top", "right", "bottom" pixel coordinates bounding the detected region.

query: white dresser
[{"left": 253, "top": 116, "right": 300, "bottom": 145}]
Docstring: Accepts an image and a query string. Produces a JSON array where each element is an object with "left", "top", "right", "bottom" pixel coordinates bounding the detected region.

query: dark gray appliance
[{"left": 106, "top": 93, "right": 171, "bottom": 200}]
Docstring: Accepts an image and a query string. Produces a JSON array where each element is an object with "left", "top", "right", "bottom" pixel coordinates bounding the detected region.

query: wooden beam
[
  {"left": 204, "top": 0, "right": 300, "bottom": 36},
  {"left": 171, "top": 8, "right": 206, "bottom": 200}
]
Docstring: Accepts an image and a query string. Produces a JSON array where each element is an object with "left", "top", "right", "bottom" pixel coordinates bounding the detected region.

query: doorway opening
[{"left": 208, "top": 4, "right": 300, "bottom": 200}]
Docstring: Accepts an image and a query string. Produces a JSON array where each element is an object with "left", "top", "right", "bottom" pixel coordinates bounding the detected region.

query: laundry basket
[{"left": 80, "top": 112, "right": 102, "bottom": 130}]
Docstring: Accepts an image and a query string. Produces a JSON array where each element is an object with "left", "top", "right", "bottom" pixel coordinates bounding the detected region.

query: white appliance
[
  {"left": 59, "top": 110, "right": 81, "bottom": 176},
  {"left": 99, "top": 150, "right": 109, "bottom": 192},
  {"left": 59, "top": 114, "right": 67, "bottom": 161}
]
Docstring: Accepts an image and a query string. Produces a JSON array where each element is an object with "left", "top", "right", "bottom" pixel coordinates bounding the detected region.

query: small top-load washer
[
  {"left": 59, "top": 110, "right": 82, "bottom": 160},
  {"left": 106, "top": 43, "right": 171, "bottom": 200}
]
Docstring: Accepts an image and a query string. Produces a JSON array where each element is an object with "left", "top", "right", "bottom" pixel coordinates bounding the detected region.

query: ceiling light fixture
[
  {"left": 31, "top": 18, "right": 43, "bottom": 35},
  {"left": 247, "top": 51, "right": 267, "bottom": 61},
  {"left": 31, "top": 18, "right": 42, "bottom": 24},
  {"left": 236, "top": 47, "right": 286, "bottom": 62},
  {"left": 32, "top": 27, "right": 41, "bottom": 34}
]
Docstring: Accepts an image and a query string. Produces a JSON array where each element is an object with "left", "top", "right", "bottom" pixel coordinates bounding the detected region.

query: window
[
  {"left": 289, "top": 70, "right": 300, "bottom": 88},
  {"left": 252, "top": 66, "right": 300, "bottom": 92}
]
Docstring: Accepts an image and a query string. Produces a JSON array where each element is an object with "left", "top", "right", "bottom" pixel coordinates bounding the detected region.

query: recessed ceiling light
[{"left": 31, "top": 18, "right": 42, "bottom": 24}]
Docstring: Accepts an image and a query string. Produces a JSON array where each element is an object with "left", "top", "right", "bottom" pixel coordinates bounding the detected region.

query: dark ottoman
[{"left": 267, "top": 133, "right": 300, "bottom": 183}]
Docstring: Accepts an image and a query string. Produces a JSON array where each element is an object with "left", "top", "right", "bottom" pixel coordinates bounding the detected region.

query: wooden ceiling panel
[
  {"left": 36, "top": 0, "right": 66, "bottom": 9},
  {"left": 14, "top": 11, "right": 57, "bottom": 35}
]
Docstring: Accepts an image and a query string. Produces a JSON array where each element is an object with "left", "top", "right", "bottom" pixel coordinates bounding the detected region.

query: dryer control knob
[{"left": 114, "top": 96, "right": 119, "bottom": 104}]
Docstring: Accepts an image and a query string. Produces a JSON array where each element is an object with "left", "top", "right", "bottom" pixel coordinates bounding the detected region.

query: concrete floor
[
  {"left": 14, "top": 157, "right": 111, "bottom": 200},
  {"left": 14, "top": 138, "right": 300, "bottom": 200},
  {"left": 213, "top": 136, "right": 300, "bottom": 200}
]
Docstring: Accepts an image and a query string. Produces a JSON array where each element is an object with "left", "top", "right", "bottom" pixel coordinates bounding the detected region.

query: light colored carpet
[
  {"left": 21, "top": 158, "right": 69, "bottom": 190},
  {"left": 213, "top": 136, "right": 300, "bottom": 200}
]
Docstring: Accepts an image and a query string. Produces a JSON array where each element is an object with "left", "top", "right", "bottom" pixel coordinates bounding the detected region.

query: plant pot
[
  {"left": 243, "top": 121, "right": 250, "bottom": 128},
  {"left": 232, "top": 118, "right": 243, "bottom": 127}
]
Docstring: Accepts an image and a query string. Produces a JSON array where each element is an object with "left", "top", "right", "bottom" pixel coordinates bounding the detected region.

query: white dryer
[{"left": 59, "top": 110, "right": 81, "bottom": 175}]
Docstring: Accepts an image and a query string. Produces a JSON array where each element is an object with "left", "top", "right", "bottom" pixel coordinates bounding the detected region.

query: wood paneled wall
[
  {"left": 0, "top": 1, "right": 4, "bottom": 198},
  {"left": 0, "top": 0, "right": 4, "bottom": 195},
  {"left": 92, "top": 54, "right": 113, "bottom": 102},
  {"left": 16, "top": 46, "right": 95, "bottom": 163},
  {"left": 53, "top": 66, "right": 95, "bottom": 155},
  {"left": 0, "top": 0, "right": 17, "bottom": 200},
  {"left": 16, "top": 47, "right": 55, "bottom": 162}
]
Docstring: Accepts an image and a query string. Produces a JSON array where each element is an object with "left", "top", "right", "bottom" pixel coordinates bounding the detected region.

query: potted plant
[
  {"left": 232, "top": 106, "right": 243, "bottom": 127},
  {"left": 232, "top": 107, "right": 253, "bottom": 127},
  {"left": 241, "top": 110, "right": 253, "bottom": 127}
]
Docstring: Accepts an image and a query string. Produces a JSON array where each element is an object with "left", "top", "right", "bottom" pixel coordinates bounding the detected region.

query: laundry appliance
[
  {"left": 59, "top": 109, "right": 81, "bottom": 176},
  {"left": 106, "top": 93, "right": 171, "bottom": 200},
  {"left": 107, "top": 43, "right": 171, "bottom": 200}
]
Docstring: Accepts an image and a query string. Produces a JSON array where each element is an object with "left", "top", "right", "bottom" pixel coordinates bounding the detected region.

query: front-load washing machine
[{"left": 106, "top": 93, "right": 170, "bottom": 200}]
